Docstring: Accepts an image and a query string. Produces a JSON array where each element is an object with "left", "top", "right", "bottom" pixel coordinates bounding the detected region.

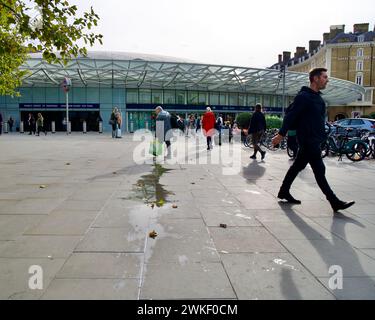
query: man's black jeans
[{"left": 280, "top": 143, "right": 338, "bottom": 203}]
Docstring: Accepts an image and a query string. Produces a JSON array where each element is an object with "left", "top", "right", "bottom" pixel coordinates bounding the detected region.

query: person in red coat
[{"left": 202, "top": 107, "right": 216, "bottom": 150}]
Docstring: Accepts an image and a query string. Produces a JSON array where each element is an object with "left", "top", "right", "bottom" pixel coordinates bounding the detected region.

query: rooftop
[{"left": 20, "top": 51, "right": 365, "bottom": 105}]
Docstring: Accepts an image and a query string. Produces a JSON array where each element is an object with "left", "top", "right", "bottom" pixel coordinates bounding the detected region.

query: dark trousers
[
  {"left": 280, "top": 144, "right": 338, "bottom": 202},
  {"left": 252, "top": 131, "right": 264, "bottom": 155},
  {"left": 207, "top": 136, "right": 212, "bottom": 148}
]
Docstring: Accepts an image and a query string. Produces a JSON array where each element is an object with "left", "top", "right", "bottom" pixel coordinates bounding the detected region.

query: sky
[{"left": 72, "top": 0, "right": 375, "bottom": 69}]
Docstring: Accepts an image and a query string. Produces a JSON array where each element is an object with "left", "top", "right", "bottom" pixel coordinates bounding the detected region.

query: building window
[
  {"left": 209, "top": 92, "right": 219, "bottom": 105},
  {"left": 229, "top": 93, "right": 238, "bottom": 106},
  {"left": 151, "top": 90, "right": 163, "bottom": 104},
  {"left": 357, "top": 48, "right": 364, "bottom": 57},
  {"left": 358, "top": 35, "right": 365, "bottom": 42},
  {"left": 126, "top": 89, "right": 138, "bottom": 104},
  {"left": 247, "top": 94, "right": 256, "bottom": 106},
  {"left": 238, "top": 93, "right": 246, "bottom": 106},
  {"left": 219, "top": 92, "right": 227, "bottom": 105},
  {"left": 164, "top": 90, "right": 175, "bottom": 104},
  {"left": 176, "top": 91, "right": 185, "bottom": 104},
  {"left": 198, "top": 92, "right": 207, "bottom": 105},
  {"left": 355, "top": 74, "right": 363, "bottom": 86},
  {"left": 356, "top": 60, "right": 363, "bottom": 71},
  {"left": 139, "top": 89, "right": 151, "bottom": 104},
  {"left": 188, "top": 91, "right": 198, "bottom": 105}
]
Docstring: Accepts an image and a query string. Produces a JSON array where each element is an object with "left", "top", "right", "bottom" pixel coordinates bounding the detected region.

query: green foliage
[
  {"left": 236, "top": 113, "right": 283, "bottom": 130},
  {"left": 368, "top": 113, "right": 375, "bottom": 119},
  {"left": 0, "top": 0, "right": 103, "bottom": 96},
  {"left": 265, "top": 115, "right": 283, "bottom": 129},
  {"left": 235, "top": 112, "right": 251, "bottom": 129}
]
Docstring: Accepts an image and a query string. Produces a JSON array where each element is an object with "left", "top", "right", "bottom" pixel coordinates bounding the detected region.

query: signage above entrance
[{"left": 20, "top": 103, "right": 100, "bottom": 109}]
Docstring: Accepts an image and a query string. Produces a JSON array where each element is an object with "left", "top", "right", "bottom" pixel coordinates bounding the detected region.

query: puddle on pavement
[{"left": 123, "top": 163, "right": 175, "bottom": 208}]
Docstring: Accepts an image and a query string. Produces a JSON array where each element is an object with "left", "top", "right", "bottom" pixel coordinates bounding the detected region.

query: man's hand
[{"left": 272, "top": 133, "right": 284, "bottom": 147}]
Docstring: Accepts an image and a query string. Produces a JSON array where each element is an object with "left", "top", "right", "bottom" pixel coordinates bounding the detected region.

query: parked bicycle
[{"left": 320, "top": 123, "right": 369, "bottom": 162}]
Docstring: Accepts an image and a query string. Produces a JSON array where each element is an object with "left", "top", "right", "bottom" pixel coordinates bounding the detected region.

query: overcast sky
[{"left": 72, "top": 0, "right": 375, "bottom": 69}]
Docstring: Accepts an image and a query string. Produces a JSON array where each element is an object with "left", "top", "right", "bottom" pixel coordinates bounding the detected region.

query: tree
[{"left": 0, "top": 0, "right": 103, "bottom": 96}]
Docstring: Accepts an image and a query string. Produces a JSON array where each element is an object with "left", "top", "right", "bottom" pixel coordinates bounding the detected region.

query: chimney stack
[
  {"left": 353, "top": 23, "right": 369, "bottom": 33},
  {"left": 282, "top": 51, "right": 291, "bottom": 64},
  {"left": 309, "top": 40, "right": 321, "bottom": 53},
  {"left": 294, "top": 47, "right": 307, "bottom": 59},
  {"left": 278, "top": 54, "right": 282, "bottom": 64}
]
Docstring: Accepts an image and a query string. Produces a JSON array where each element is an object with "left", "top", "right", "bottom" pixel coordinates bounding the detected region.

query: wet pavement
[{"left": 0, "top": 132, "right": 375, "bottom": 300}]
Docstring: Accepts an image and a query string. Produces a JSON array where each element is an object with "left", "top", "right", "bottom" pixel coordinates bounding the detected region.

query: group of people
[
  {"left": 26, "top": 113, "right": 47, "bottom": 136},
  {"left": 154, "top": 106, "right": 234, "bottom": 154}
]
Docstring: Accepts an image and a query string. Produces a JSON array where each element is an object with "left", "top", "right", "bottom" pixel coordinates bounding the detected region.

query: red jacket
[{"left": 202, "top": 112, "right": 216, "bottom": 137}]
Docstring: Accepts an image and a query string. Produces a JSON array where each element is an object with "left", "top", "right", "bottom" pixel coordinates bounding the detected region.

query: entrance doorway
[{"left": 20, "top": 111, "right": 101, "bottom": 132}]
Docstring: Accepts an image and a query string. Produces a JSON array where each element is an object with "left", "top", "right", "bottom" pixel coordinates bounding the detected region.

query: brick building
[{"left": 271, "top": 23, "right": 375, "bottom": 121}]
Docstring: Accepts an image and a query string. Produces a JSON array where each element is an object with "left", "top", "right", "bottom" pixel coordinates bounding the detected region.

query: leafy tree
[{"left": 0, "top": 0, "right": 103, "bottom": 96}]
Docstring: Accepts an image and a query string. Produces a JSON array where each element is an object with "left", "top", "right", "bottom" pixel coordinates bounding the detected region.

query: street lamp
[
  {"left": 280, "top": 64, "right": 286, "bottom": 118},
  {"left": 61, "top": 77, "right": 72, "bottom": 134}
]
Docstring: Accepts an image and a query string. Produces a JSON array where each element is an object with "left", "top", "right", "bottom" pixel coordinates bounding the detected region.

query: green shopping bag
[{"left": 149, "top": 139, "right": 164, "bottom": 156}]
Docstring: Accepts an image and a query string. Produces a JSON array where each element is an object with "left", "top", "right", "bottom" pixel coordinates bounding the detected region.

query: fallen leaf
[
  {"left": 172, "top": 204, "right": 178, "bottom": 209},
  {"left": 149, "top": 230, "right": 158, "bottom": 239},
  {"left": 39, "top": 185, "right": 47, "bottom": 189},
  {"left": 220, "top": 224, "right": 228, "bottom": 229}
]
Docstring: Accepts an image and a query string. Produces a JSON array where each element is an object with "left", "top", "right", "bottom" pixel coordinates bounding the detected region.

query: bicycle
[{"left": 320, "top": 124, "right": 369, "bottom": 162}]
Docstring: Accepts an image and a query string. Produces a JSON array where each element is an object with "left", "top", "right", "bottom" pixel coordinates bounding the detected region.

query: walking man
[
  {"left": 272, "top": 67, "right": 354, "bottom": 212},
  {"left": 249, "top": 103, "right": 266, "bottom": 160}
]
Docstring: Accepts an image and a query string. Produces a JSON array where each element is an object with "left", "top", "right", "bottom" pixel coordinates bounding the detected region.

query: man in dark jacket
[
  {"left": 272, "top": 68, "right": 354, "bottom": 213},
  {"left": 248, "top": 103, "right": 267, "bottom": 160}
]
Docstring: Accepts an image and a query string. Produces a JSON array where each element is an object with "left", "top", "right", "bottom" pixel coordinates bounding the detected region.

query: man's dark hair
[
  {"left": 255, "top": 103, "right": 262, "bottom": 111},
  {"left": 309, "top": 68, "right": 327, "bottom": 83}
]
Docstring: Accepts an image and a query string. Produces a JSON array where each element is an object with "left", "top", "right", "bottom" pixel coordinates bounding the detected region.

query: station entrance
[{"left": 20, "top": 111, "right": 101, "bottom": 132}]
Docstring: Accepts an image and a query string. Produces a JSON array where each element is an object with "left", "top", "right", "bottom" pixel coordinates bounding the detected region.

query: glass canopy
[{"left": 20, "top": 51, "right": 365, "bottom": 105}]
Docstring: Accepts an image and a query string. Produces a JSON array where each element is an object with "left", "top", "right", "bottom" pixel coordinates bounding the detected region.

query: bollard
[
  {"left": 98, "top": 121, "right": 103, "bottom": 134},
  {"left": 20, "top": 121, "right": 24, "bottom": 133},
  {"left": 145, "top": 121, "right": 149, "bottom": 130},
  {"left": 51, "top": 121, "right": 56, "bottom": 134},
  {"left": 68, "top": 121, "right": 71, "bottom": 134},
  {"left": 3, "top": 122, "right": 9, "bottom": 134},
  {"left": 83, "top": 121, "right": 87, "bottom": 134},
  {"left": 130, "top": 121, "right": 134, "bottom": 133}
]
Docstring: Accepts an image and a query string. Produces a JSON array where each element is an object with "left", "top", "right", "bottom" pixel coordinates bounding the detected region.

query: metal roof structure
[{"left": 20, "top": 51, "right": 365, "bottom": 105}]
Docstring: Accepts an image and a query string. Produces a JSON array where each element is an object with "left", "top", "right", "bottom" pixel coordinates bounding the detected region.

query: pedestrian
[
  {"left": 109, "top": 108, "right": 118, "bottom": 138},
  {"left": 216, "top": 113, "right": 223, "bottom": 146},
  {"left": 155, "top": 106, "right": 172, "bottom": 158},
  {"left": 272, "top": 67, "right": 355, "bottom": 212},
  {"left": 27, "top": 113, "right": 36, "bottom": 135},
  {"left": 202, "top": 107, "right": 216, "bottom": 150},
  {"left": 0, "top": 112, "right": 3, "bottom": 135},
  {"left": 195, "top": 114, "right": 202, "bottom": 133},
  {"left": 115, "top": 108, "right": 122, "bottom": 138},
  {"left": 248, "top": 103, "right": 267, "bottom": 160},
  {"left": 8, "top": 117, "right": 14, "bottom": 132},
  {"left": 36, "top": 113, "right": 47, "bottom": 136}
]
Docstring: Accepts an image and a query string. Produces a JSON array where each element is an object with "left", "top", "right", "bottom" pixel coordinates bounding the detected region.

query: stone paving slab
[
  {"left": 41, "top": 279, "right": 139, "bottom": 300},
  {"left": 0, "top": 236, "right": 81, "bottom": 259},
  {"left": 221, "top": 253, "right": 335, "bottom": 300},
  {"left": 56, "top": 253, "right": 142, "bottom": 279},
  {"left": 0, "top": 258, "right": 66, "bottom": 299},
  {"left": 75, "top": 227, "right": 146, "bottom": 253},
  {"left": 140, "top": 262, "right": 236, "bottom": 300}
]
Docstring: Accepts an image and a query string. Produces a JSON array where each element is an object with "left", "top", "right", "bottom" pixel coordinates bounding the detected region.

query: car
[{"left": 332, "top": 118, "right": 375, "bottom": 136}]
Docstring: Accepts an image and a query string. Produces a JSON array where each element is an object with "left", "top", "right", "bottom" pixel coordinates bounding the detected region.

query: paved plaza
[{"left": 0, "top": 132, "right": 375, "bottom": 300}]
